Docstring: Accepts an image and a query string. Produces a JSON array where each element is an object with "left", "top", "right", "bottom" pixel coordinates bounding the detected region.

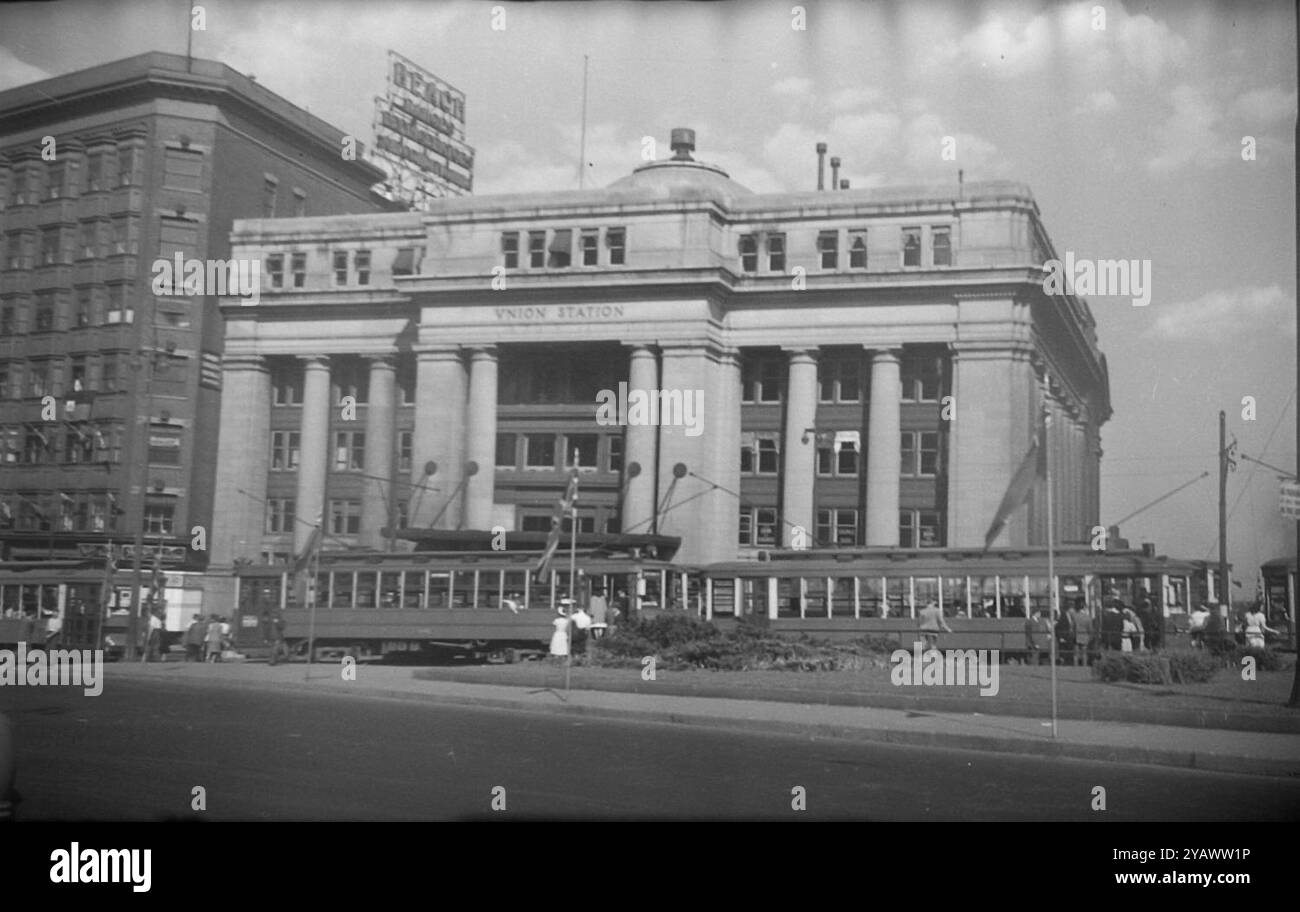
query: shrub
[
  {"left": 1164, "top": 649, "right": 1221, "bottom": 684},
  {"left": 1093, "top": 653, "right": 1173, "bottom": 684},
  {"left": 1224, "top": 646, "right": 1282, "bottom": 672},
  {"left": 631, "top": 613, "right": 720, "bottom": 649}
]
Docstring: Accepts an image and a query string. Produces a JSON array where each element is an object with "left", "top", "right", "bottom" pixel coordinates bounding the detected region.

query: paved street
[{"left": 5, "top": 679, "right": 1299, "bottom": 821}]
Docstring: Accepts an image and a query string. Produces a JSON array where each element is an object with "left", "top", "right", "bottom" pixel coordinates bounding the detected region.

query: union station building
[{"left": 208, "top": 129, "right": 1112, "bottom": 578}]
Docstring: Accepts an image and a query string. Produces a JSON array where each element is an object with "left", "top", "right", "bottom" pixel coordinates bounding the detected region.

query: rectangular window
[
  {"left": 0, "top": 305, "right": 13, "bottom": 336},
  {"left": 147, "top": 431, "right": 182, "bottom": 466},
  {"left": 902, "top": 227, "right": 921, "bottom": 267},
  {"left": 291, "top": 252, "right": 307, "bottom": 288},
  {"left": 932, "top": 226, "right": 952, "bottom": 267},
  {"left": 9, "top": 168, "right": 29, "bottom": 206},
  {"left": 27, "top": 361, "right": 50, "bottom": 398},
  {"left": 563, "top": 433, "right": 598, "bottom": 470},
  {"left": 158, "top": 217, "right": 197, "bottom": 262},
  {"left": 79, "top": 222, "right": 99, "bottom": 259},
  {"left": 34, "top": 293, "right": 55, "bottom": 332},
  {"left": 528, "top": 231, "right": 546, "bottom": 268},
  {"left": 162, "top": 147, "right": 203, "bottom": 192},
  {"left": 606, "top": 227, "right": 625, "bottom": 265},
  {"left": 501, "top": 232, "right": 519, "bottom": 269},
  {"left": 117, "top": 146, "right": 138, "bottom": 187},
  {"left": 100, "top": 354, "right": 119, "bottom": 392},
  {"left": 755, "top": 508, "right": 778, "bottom": 547},
  {"left": 333, "top": 431, "right": 365, "bottom": 471},
  {"left": 85, "top": 151, "right": 107, "bottom": 193},
  {"left": 333, "top": 251, "right": 348, "bottom": 285},
  {"left": 849, "top": 230, "right": 867, "bottom": 269},
  {"left": 111, "top": 217, "right": 137, "bottom": 255},
  {"left": 757, "top": 437, "right": 779, "bottom": 475},
  {"left": 918, "top": 511, "right": 941, "bottom": 548},
  {"left": 524, "top": 433, "right": 556, "bottom": 469},
  {"left": 606, "top": 435, "right": 623, "bottom": 473},
  {"left": 106, "top": 285, "right": 133, "bottom": 324},
  {"left": 899, "top": 511, "right": 915, "bottom": 548},
  {"left": 766, "top": 233, "right": 786, "bottom": 271},
  {"left": 75, "top": 290, "right": 93, "bottom": 327},
  {"left": 739, "top": 234, "right": 758, "bottom": 272},
  {"left": 266, "top": 498, "right": 296, "bottom": 534},
  {"left": 495, "top": 432, "right": 517, "bottom": 469},
  {"left": 329, "top": 499, "right": 361, "bottom": 535},
  {"left": 354, "top": 250, "right": 371, "bottom": 286},
  {"left": 69, "top": 356, "right": 87, "bottom": 393},
  {"left": 144, "top": 504, "right": 175, "bottom": 536},
  {"left": 580, "top": 229, "right": 599, "bottom": 266},
  {"left": 759, "top": 358, "right": 782, "bottom": 403},
  {"left": 271, "top": 364, "right": 302, "bottom": 405},
  {"left": 47, "top": 162, "right": 65, "bottom": 199},
  {"left": 398, "top": 429, "right": 413, "bottom": 474},
  {"left": 40, "top": 228, "right": 60, "bottom": 265},
  {"left": 901, "top": 354, "right": 943, "bottom": 401},
  {"left": 266, "top": 254, "right": 284, "bottom": 289},
  {"left": 818, "top": 230, "right": 838, "bottom": 269},
  {"left": 738, "top": 512, "right": 753, "bottom": 546},
  {"left": 838, "top": 437, "right": 860, "bottom": 476},
  {"left": 819, "top": 355, "right": 861, "bottom": 402},
  {"left": 5, "top": 232, "right": 24, "bottom": 269},
  {"left": 547, "top": 229, "right": 572, "bottom": 268},
  {"left": 900, "top": 432, "right": 916, "bottom": 476},
  {"left": 918, "top": 431, "right": 940, "bottom": 476},
  {"left": 271, "top": 431, "right": 301, "bottom": 471}
]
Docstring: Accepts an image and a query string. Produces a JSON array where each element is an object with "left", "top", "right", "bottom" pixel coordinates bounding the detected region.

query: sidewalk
[{"left": 108, "top": 660, "right": 1300, "bottom": 778}]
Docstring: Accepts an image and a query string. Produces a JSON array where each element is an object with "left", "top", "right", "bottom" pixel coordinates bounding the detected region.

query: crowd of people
[{"left": 180, "top": 613, "right": 234, "bottom": 663}]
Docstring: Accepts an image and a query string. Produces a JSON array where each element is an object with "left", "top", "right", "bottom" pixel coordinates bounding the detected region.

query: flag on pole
[
  {"left": 536, "top": 463, "right": 580, "bottom": 577},
  {"left": 984, "top": 409, "right": 1049, "bottom": 550},
  {"left": 148, "top": 544, "right": 164, "bottom": 610}
]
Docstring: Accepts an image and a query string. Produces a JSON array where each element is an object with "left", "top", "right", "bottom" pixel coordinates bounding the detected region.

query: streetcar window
[
  {"left": 970, "top": 576, "right": 997, "bottom": 618},
  {"left": 1027, "top": 576, "right": 1052, "bottom": 616},
  {"left": 857, "top": 576, "right": 884, "bottom": 617},
  {"left": 402, "top": 571, "right": 425, "bottom": 609},
  {"left": 999, "top": 576, "right": 1026, "bottom": 618},
  {"left": 451, "top": 572, "right": 470, "bottom": 608},
  {"left": 829, "top": 577, "right": 853, "bottom": 618},
  {"left": 379, "top": 572, "right": 402, "bottom": 609},
  {"left": 942, "top": 577, "right": 966, "bottom": 617},
  {"left": 711, "top": 578, "right": 736, "bottom": 618},
  {"left": 740, "top": 577, "right": 767, "bottom": 618},
  {"left": 803, "top": 577, "right": 828, "bottom": 618},
  {"left": 355, "top": 572, "right": 377, "bottom": 609},
  {"left": 776, "top": 577, "right": 801, "bottom": 618},
  {"left": 315, "top": 573, "right": 330, "bottom": 609},
  {"left": 427, "top": 572, "right": 451, "bottom": 609},
  {"left": 502, "top": 571, "right": 527, "bottom": 609},
  {"left": 331, "top": 572, "right": 354, "bottom": 609}
]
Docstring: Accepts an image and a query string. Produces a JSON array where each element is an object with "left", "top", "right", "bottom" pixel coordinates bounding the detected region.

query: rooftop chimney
[
  {"left": 830, "top": 156, "right": 841, "bottom": 191},
  {"left": 670, "top": 128, "right": 696, "bottom": 161},
  {"left": 816, "top": 142, "right": 827, "bottom": 191}
]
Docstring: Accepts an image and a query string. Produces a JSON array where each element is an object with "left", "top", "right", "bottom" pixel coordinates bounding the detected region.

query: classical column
[
  {"left": 210, "top": 355, "right": 270, "bottom": 566},
  {"left": 865, "top": 349, "right": 902, "bottom": 546},
  {"left": 463, "top": 346, "right": 498, "bottom": 530},
  {"left": 622, "top": 344, "right": 659, "bottom": 535},
  {"left": 360, "top": 355, "right": 397, "bottom": 549},
  {"left": 295, "top": 356, "right": 331, "bottom": 553},
  {"left": 781, "top": 348, "right": 818, "bottom": 548},
  {"left": 412, "top": 347, "right": 467, "bottom": 529},
  {"left": 655, "top": 343, "right": 737, "bottom": 564}
]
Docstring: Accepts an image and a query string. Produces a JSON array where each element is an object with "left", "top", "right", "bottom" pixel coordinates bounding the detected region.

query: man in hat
[{"left": 917, "top": 600, "right": 950, "bottom": 650}]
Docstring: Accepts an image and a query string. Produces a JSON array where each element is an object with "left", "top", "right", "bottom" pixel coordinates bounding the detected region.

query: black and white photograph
[{"left": 0, "top": 0, "right": 1296, "bottom": 870}]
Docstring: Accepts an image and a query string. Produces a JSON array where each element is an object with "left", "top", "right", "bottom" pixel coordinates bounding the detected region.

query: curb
[{"left": 110, "top": 667, "right": 1300, "bottom": 779}]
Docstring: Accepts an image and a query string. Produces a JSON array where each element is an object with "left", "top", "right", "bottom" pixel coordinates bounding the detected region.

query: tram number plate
[{"left": 381, "top": 640, "right": 412, "bottom": 652}]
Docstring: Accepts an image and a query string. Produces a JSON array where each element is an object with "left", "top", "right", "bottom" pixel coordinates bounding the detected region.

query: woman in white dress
[
  {"left": 549, "top": 608, "right": 570, "bottom": 662},
  {"left": 1242, "top": 606, "right": 1279, "bottom": 650}
]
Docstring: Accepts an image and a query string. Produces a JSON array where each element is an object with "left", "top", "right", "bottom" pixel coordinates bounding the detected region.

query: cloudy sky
[{"left": 2, "top": 0, "right": 1295, "bottom": 582}]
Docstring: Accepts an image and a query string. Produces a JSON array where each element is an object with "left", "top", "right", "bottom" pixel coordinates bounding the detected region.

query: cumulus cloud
[
  {"left": 1146, "top": 85, "right": 1229, "bottom": 174},
  {"left": 1146, "top": 285, "right": 1296, "bottom": 341}
]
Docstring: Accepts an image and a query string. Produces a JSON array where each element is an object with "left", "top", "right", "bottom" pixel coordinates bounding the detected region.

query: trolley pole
[
  {"left": 1045, "top": 405, "right": 1058, "bottom": 739},
  {"left": 1218, "top": 411, "right": 1233, "bottom": 637}
]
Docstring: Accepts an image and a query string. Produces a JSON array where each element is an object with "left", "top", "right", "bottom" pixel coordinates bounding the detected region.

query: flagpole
[
  {"left": 305, "top": 519, "right": 321, "bottom": 682},
  {"left": 1045, "top": 404, "right": 1059, "bottom": 739},
  {"left": 565, "top": 450, "right": 578, "bottom": 694}
]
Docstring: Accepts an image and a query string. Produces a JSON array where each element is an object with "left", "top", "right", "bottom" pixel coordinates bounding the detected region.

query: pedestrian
[
  {"left": 588, "top": 587, "right": 608, "bottom": 638},
  {"left": 1069, "top": 601, "right": 1093, "bottom": 666},
  {"left": 1242, "top": 602, "right": 1279, "bottom": 650},
  {"left": 204, "top": 614, "right": 224, "bottom": 663},
  {"left": 1100, "top": 600, "right": 1124, "bottom": 651},
  {"left": 548, "top": 607, "right": 570, "bottom": 664},
  {"left": 1120, "top": 604, "right": 1144, "bottom": 651},
  {"left": 142, "top": 610, "right": 163, "bottom": 663},
  {"left": 1136, "top": 593, "right": 1163, "bottom": 652},
  {"left": 1188, "top": 604, "right": 1210, "bottom": 648},
  {"left": 1054, "top": 608, "right": 1073, "bottom": 663},
  {"left": 269, "top": 611, "right": 289, "bottom": 665},
  {"left": 917, "top": 600, "right": 950, "bottom": 650},
  {"left": 184, "top": 614, "right": 205, "bottom": 662},
  {"left": 1024, "top": 610, "right": 1048, "bottom": 665}
]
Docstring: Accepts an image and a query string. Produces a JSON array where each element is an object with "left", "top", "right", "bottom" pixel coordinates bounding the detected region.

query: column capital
[
  {"left": 781, "top": 346, "right": 820, "bottom": 363},
  {"left": 413, "top": 345, "right": 465, "bottom": 363},
  {"left": 366, "top": 354, "right": 399, "bottom": 371},
  {"left": 298, "top": 355, "right": 331, "bottom": 370},
  {"left": 866, "top": 347, "right": 904, "bottom": 363},
  {"left": 464, "top": 345, "right": 499, "bottom": 361}
]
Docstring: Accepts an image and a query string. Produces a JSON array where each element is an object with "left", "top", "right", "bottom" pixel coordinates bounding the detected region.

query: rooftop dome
[{"left": 606, "top": 127, "right": 752, "bottom": 202}]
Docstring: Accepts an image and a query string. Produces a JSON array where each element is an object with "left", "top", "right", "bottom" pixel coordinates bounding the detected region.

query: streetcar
[
  {"left": 231, "top": 531, "right": 693, "bottom": 661},
  {"left": 0, "top": 559, "right": 129, "bottom": 658},
  {"left": 1261, "top": 555, "right": 1297, "bottom": 647},
  {"left": 697, "top": 544, "right": 1218, "bottom": 653}
]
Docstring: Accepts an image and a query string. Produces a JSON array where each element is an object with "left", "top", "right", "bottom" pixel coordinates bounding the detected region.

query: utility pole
[{"left": 1218, "top": 410, "right": 1236, "bottom": 633}]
